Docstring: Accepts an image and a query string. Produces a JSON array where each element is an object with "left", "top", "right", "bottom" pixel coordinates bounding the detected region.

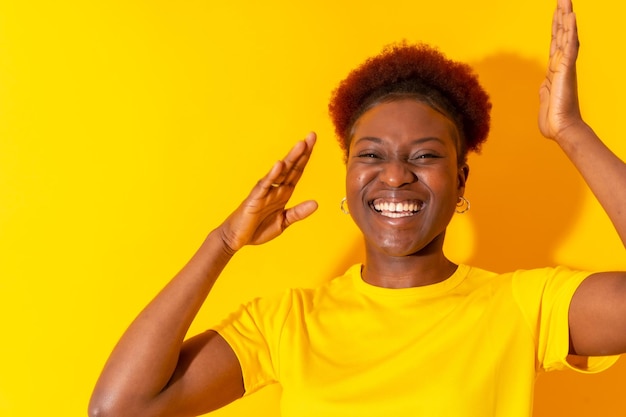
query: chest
[{"left": 277, "top": 286, "right": 534, "bottom": 416}]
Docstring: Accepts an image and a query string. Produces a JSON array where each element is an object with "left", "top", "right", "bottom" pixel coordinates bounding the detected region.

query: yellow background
[{"left": 1, "top": 0, "right": 625, "bottom": 416}]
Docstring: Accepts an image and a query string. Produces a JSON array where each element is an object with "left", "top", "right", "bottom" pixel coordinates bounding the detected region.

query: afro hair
[{"left": 329, "top": 42, "right": 491, "bottom": 163}]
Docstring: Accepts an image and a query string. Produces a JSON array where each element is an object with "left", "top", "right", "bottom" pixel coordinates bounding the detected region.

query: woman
[{"left": 89, "top": 0, "right": 626, "bottom": 416}]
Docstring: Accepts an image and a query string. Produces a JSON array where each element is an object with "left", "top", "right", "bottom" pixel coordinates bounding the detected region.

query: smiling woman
[
  {"left": 88, "top": 1, "right": 626, "bottom": 416},
  {"left": 346, "top": 100, "right": 465, "bottom": 283}
]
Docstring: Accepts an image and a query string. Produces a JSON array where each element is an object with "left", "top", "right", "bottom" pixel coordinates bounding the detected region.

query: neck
[{"left": 361, "top": 238, "right": 458, "bottom": 289}]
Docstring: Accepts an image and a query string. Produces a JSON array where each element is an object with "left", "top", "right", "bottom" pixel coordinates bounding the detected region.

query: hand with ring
[{"left": 218, "top": 132, "right": 319, "bottom": 254}]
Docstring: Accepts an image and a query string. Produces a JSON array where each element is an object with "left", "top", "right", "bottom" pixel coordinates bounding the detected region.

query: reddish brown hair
[{"left": 329, "top": 42, "right": 491, "bottom": 163}]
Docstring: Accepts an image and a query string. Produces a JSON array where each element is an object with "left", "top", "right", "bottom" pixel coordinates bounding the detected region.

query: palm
[
  {"left": 538, "top": 0, "right": 582, "bottom": 141},
  {"left": 234, "top": 184, "right": 300, "bottom": 246}
]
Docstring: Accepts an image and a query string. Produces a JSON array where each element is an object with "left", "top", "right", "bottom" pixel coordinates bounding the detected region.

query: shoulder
[
  {"left": 287, "top": 264, "right": 362, "bottom": 308},
  {"left": 460, "top": 265, "right": 592, "bottom": 305},
  {"left": 240, "top": 264, "right": 362, "bottom": 315},
  {"left": 507, "top": 266, "right": 592, "bottom": 296},
  {"left": 464, "top": 264, "right": 590, "bottom": 288}
]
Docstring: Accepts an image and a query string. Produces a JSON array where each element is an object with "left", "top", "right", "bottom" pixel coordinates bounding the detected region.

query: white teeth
[{"left": 372, "top": 199, "right": 422, "bottom": 217}]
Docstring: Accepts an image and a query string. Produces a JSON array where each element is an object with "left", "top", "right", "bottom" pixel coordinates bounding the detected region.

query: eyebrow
[{"left": 353, "top": 136, "right": 447, "bottom": 147}]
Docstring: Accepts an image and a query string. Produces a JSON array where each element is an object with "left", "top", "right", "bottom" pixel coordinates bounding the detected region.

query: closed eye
[
  {"left": 414, "top": 153, "right": 441, "bottom": 159},
  {"left": 357, "top": 152, "right": 381, "bottom": 159}
]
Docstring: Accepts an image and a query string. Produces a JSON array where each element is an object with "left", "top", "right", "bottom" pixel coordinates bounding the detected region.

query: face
[{"left": 346, "top": 99, "right": 468, "bottom": 258}]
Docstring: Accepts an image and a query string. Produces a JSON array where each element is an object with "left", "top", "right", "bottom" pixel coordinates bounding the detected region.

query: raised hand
[
  {"left": 218, "top": 132, "right": 318, "bottom": 253},
  {"left": 538, "top": 0, "right": 583, "bottom": 142},
  {"left": 89, "top": 136, "right": 320, "bottom": 417}
]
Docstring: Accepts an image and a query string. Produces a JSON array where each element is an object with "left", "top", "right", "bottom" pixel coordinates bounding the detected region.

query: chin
[{"left": 370, "top": 232, "right": 445, "bottom": 258}]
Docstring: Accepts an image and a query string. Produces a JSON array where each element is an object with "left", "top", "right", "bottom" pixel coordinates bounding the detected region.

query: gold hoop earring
[
  {"left": 456, "top": 196, "right": 470, "bottom": 214},
  {"left": 340, "top": 197, "right": 349, "bottom": 215}
]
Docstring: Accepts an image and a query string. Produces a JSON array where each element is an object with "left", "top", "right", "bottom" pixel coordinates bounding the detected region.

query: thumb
[{"left": 284, "top": 200, "right": 318, "bottom": 228}]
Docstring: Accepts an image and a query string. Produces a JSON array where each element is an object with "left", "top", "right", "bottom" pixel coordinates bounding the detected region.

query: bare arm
[
  {"left": 569, "top": 272, "right": 626, "bottom": 356},
  {"left": 89, "top": 133, "right": 318, "bottom": 417},
  {"left": 538, "top": 1, "right": 626, "bottom": 357},
  {"left": 538, "top": 0, "right": 626, "bottom": 246}
]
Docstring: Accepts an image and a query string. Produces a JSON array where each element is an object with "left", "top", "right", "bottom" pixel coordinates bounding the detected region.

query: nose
[{"left": 379, "top": 159, "right": 417, "bottom": 188}]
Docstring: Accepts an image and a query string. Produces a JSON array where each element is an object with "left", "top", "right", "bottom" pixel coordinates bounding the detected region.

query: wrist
[
  {"left": 211, "top": 224, "right": 240, "bottom": 258},
  {"left": 553, "top": 119, "right": 593, "bottom": 149}
]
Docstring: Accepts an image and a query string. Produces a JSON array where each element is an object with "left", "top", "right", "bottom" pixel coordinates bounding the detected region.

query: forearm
[
  {"left": 90, "top": 227, "right": 235, "bottom": 413},
  {"left": 556, "top": 121, "right": 626, "bottom": 246},
  {"left": 90, "top": 134, "right": 317, "bottom": 416}
]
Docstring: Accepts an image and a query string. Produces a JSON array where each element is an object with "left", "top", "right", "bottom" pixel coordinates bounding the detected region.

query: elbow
[
  {"left": 88, "top": 395, "right": 120, "bottom": 417},
  {"left": 88, "top": 406, "right": 107, "bottom": 417},
  {"left": 88, "top": 400, "right": 111, "bottom": 417},
  {"left": 88, "top": 393, "right": 140, "bottom": 417}
]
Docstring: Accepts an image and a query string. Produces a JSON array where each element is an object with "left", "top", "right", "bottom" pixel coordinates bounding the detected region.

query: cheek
[
  {"left": 345, "top": 165, "right": 360, "bottom": 185},
  {"left": 421, "top": 169, "right": 460, "bottom": 199},
  {"left": 346, "top": 167, "right": 374, "bottom": 196},
  {"left": 345, "top": 172, "right": 371, "bottom": 218}
]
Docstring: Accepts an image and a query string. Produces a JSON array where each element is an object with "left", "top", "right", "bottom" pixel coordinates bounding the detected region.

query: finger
[
  {"left": 303, "top": 131, "right": 317, "bottom": 148},
  {"left": 281, "top": 133, "right": 314, "bottom": 171},
  {"left": 253, "top": 160, "right": 285, "bottom": 196},
  {"left": 556, "top": 0, "right": 574, "bottom": 48},
  {"left": 273, "top": 132, "right": 316, "bottom": 188},
  {"left": 549, "top": 7, "right": 558, "bottom": 57},
  {"left": 283, "top": 200, "right": 318, "bottom": 229},
  {"left": 564, "top": 12, "right": 579, "bottom": 62},
  {"left": 269, "top": 139, "right": 308, "bottom": 186},
  {"left": 254, "top": 133, "right": 316, "bottom": 199},
  {"left": 559, "top": 0, "right": 573, "bottom": 14},
  {"left": 282, "top": 133, "right": 317, "bottom": 187},
  {"left": 556, "top": 3, "right": 566, "bottom": 52}
]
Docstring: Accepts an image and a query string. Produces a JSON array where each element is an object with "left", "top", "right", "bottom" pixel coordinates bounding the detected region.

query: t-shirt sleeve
[
  {"left": 212, "top": 291, "right": 293, "bottom": 396},
  {"left": 512, "top": 267, "right": 619, "bottom": 373}
]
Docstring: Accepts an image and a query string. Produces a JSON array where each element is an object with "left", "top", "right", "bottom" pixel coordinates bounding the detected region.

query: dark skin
[
  {"left": 345, "top": 100, "right": 466, "bottom": 289},
  {"left": 89, "top": 135, "right": 318, "bottom": 417},
  {"left": 89, "top": 1, "right": 626, "bottom": 416},
  {"left": 538, "top": 0, "right": 626, "bottom": 357}
]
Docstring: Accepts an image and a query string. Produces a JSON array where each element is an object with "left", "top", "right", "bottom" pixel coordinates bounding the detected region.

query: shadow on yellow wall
[{"left": 469, "top": 53, "right": 583, "bottom": 272}]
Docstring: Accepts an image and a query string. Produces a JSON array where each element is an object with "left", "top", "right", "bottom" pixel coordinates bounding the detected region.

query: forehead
[{"left": 351, "top": 99, "right": 459, "bottom": 148}]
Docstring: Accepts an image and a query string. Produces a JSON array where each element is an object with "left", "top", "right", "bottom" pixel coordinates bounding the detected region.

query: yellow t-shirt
[{"left": 214, "top": 264, "right": 617, "bottom": 417}]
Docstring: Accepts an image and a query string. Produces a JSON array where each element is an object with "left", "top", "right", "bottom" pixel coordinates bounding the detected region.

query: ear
[{"left": 457, "top": 164, "right": 469, "bottom": 192}]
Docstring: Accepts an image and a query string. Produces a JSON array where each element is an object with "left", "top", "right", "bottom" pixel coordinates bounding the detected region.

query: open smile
[{"left": 370, "top": 198, "right": 424, "bottom": 218}]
